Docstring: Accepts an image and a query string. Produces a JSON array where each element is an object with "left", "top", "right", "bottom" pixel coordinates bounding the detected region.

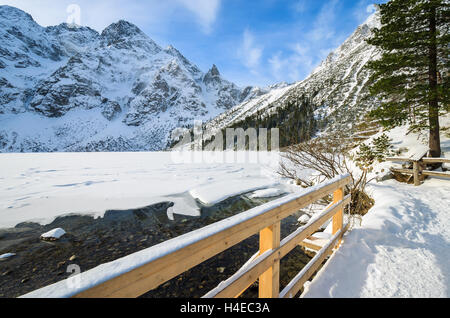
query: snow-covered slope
[
  {"left": 204, "top": 13, "right": 381, "bottom": 138},
  {"left": 302, "top": 178, "right": 450, "bottom": 298},
  {"left": 0, "top": 5, "right": 260, "bottom": 152},
  {"left": 301, "top": 115, "right": 450, "bottom": 298}
]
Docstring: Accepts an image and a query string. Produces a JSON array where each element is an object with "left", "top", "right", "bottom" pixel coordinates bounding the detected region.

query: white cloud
[
  {"left": 292, "top": 0, "right": 308, "bottom": 13},
  {"left": 366, "top": 4, "right": 376, "bottom": 14},
  {"left": 268, "top": 53, "right": 284, "bottom": 79},
  {"left": 0, "top": 0, "right": 67, "bottom": 26},
  {"left": 236, "top": 0, "right": 365, "bottom": 85},
  {"left": 353, "top": 1, "right": 377, "bottom": 24},
  {"left": 238, "top": 29, "right": 263, "bottom": 73},
  {"left": 176, "top": 0, "right": 221, "bottom": 34},
  {"left": 0, "top": 0, "right": 221, "bottom": 33},
  {"left": 268, "top": 44, "right": 317, "bottom": 83},
  {"left": 307, "top": 0, "right": 338, "bottom": 42},
  {"left": 266, "top": 0, "right": 342, "bottom": 82}
]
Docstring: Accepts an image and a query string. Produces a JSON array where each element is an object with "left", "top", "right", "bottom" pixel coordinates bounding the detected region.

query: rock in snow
[
  {"left": 298, "top": 214, "right": 311, "bottom": 224},
  {"left": 40, "top": 228, "right": 66, "bottom": 241},
  {"left": 250, "top": 188, "right": 285, "bottom": 198},
  {"left": 0, "top": 253, "right": 16, "bottom": 259}
]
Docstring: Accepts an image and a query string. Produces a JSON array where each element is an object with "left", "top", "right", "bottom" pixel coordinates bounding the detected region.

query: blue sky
[{"left": 1, "top": 0, "right": 385, "bottom": 87}]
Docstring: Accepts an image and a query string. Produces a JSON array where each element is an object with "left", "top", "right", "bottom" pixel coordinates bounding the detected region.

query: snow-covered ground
[
  {"left": 2, "top": 115, "right": 449, "bottom": 298},
  {"left": 303, "top": 117, "right": 450, "bottom": 298},
  {"left": 0, "top": 151, "right": 305, "bottom": 229},
  {"left": 303, "top": 178, "right": 450, "bottom": 298}
]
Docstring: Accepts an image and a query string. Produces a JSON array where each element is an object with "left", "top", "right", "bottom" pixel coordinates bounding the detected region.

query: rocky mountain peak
[
  {"left": 165, "top": 45, "right": 191, "bottom": 65},
  {"left": 164, "top": 45, "right": 202, "bottom": 77},
  {"left": 99, "top": 20, "right": 161, "bottom": 54},
  {"left": 267, "top": 82, "right": 289, "bottom": 90},
  {"left": 209, "top": 64, "right": 220, "bottom": 77},
  {"left": 203, "top": 64, "right": 221, "bottom": 86},
  {"left": 0, "top": 5, "right": 34, "bottom": 23},
  {"left": 101, "top": 20, "right": 145, "bottom": 43},
  {"left": 165, "top": 45, "right": 180, "bottom": 55},
  {"left": 46, "top": 23, "right": 99, "bottom": 36},
  {"left": 0, "top": 6, "right": 66, "bottom": 64}
]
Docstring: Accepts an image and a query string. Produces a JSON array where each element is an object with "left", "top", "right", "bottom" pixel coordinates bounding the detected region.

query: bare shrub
[{"left": 279, "top": 132, "right": 384, "bottom": 217}]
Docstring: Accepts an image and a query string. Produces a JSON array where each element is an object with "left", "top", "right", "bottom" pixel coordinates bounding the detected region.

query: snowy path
[{"left": 303, "top": 177, "right": 450, "bottom": 298}]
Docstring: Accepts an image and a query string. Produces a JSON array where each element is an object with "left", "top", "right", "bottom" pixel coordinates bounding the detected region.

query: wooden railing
[
  {"left": 387, "top": 153, "right": 450, "bottom": 186},
  {"left": 27, "top": 175, "right": 352, "bottom": 298}
]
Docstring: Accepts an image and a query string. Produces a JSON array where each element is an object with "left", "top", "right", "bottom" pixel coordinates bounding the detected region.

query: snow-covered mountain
[
  {"left": 203, "top": 13, "right": 381, "bottom": 140},
  {"left": 0, "top": 5, "right": 262, "bottom": 152},
  {"left": 0, "top": 6, "right": 382, "bottom": 152}
]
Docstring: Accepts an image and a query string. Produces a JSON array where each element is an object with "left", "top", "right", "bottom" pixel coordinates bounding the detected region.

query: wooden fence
[
  {"left": 30, "top": 175, "right": 352, "bottom": 298},
  {"left": 387, "top": 152, "right": 450, "bottom": 186}
]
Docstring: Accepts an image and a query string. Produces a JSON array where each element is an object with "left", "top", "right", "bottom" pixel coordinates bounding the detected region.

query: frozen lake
[{"left": 0, "top": 151, "right": 308, "bottom": 228}]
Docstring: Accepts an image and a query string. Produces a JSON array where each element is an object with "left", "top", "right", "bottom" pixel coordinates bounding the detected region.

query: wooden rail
[
  {"left": 203, "top": 196, "right": 350, "bottom": 298},
  {"left": 26, "top": 175, "right": 352, "bottom": 298},
  {"left": 422, "top": 157, "right": 450, "bottom": 164},
  {"left": 387, "top": 154, "right": 450, "bottom": 186}
]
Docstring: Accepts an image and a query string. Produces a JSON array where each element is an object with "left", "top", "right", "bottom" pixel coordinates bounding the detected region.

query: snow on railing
[{"left": 22, "top": 174, "right": 352, "bottom": 298}]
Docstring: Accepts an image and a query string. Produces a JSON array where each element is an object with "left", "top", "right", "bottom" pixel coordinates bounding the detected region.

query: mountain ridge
[
  {"left": 0, "top": 6, "right": 381, "bottom": 152},
  {"left": 0, "top": 5, "right": 262, "bottom": 152},
  {"left": 202, "top": 13, "right": 381, "bottom": 143}
]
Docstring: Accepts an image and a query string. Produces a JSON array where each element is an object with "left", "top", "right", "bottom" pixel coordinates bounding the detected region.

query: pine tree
[{"left": 366, "top": 0, "right": 449, "bottom": 157}]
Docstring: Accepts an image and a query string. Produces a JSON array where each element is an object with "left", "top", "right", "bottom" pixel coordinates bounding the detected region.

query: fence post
[
  {"left": 413, "top": 161, "right": 420, "bottom": 186},
  {"left": 332, "top": 187, "right": 344, "bottom": 246},
  {"left": 258, "top": 222, "right": 280, "bottom": 298}
]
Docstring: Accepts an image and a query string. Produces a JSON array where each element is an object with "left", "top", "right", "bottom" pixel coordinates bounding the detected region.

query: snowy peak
[
  {"left": 0, "top": 5, "right": 34, "bottom": 24},
  {"left": 267, "top": 82, "right": 289, "bottom": 90},
  {"left": 0, "top": 7, "right": 66, "bottom": 68},
  {"left": 164, "top": 45, "right": 202, "bottom": 77},
  {"left": 46, "top": 23, "right": 99, "bottom": 38},
  {"left": 203, "top": 64, "right": 222, "bottom": 86},
  {"left": 165, "top": 45, "right": 188, "bottom": 60},
  {"left": 208, "top": 64, "right": 220, "bottom": 77},
  {"left": 45, "top": 24, "right": 100, "bottom": 55},
  {"left": 101, "top": 20, "right": 144, "bottom": 41},
  {"left": 364, "top": 11, "right": 381, "bottom": 30},
  {"left": 99, "top": 20, "right": 160, "bottom": 53}
]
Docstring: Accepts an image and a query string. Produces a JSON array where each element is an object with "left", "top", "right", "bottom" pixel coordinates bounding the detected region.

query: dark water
[{"left": 0, "top": 193, "right": 314, "bottom": 298}]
